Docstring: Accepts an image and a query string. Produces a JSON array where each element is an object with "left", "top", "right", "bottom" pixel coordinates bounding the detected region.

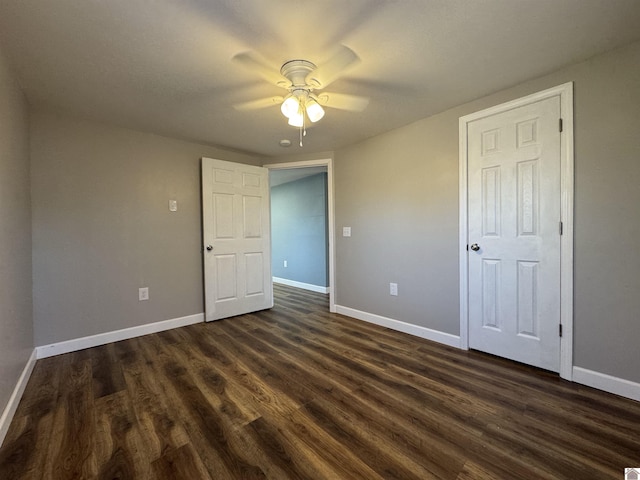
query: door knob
[
  {"left": 470, "top": 243, "right": 480, "bottom": 251},
  {"left": 206, "top": 245, "right": 213, "bottom": 251}
]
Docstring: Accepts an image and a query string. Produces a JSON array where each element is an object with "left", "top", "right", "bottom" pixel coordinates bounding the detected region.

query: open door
[{"left": 202, "top": 158, "right": 273, "bottom": 321}]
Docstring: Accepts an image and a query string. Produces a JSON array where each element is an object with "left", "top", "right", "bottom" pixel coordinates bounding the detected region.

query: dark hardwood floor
[{"left": 1, "top": 283, "right": 639, "bottom": 479}]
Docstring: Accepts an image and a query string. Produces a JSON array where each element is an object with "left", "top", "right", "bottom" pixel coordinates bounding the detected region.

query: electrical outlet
[
  {"left": 284, "top": 260, "right": 288, "bottom": 268},
  {"left": 343, "top": 226, "right": 351, "bottom": 237},
  {"left": 390, "top": 283, "right": 398, "bottom": 296},
  {"left": 139, "top": 287, "right": 149, "bottom": 301},
  {"left": 168, "top": 199, "right": 177, "bottom": 212}
]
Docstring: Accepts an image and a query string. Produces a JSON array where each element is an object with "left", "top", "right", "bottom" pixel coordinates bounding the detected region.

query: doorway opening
[{"left": 265, "top": 159, "right": 336, "bottom": 312}]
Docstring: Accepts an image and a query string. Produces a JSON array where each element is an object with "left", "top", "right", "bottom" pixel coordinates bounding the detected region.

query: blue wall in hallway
[{"left": 271, "top": 173, "right": 328, "bottom": 287}]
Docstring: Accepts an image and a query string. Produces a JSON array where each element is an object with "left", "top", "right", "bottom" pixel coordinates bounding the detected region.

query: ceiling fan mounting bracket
[{"left": 280, "top": 59, "right": 317, "bottom": 89}]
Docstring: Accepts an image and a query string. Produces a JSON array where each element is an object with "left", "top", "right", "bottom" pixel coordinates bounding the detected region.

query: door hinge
[
  {"left": 559, "top": 118, "right": 563, "bottom": 132},
  {"left": 559, "top": 324, "right": 563, "bottom": 337},
  {"left": 559, "top": 221, "right": 563, "bottom": 235}
]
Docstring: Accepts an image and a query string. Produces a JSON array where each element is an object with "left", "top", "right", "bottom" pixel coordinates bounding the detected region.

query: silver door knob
[
  {"left": 206, "top": 245, "right": 213, "bottom": 251},
  {"left": 470, "top": 243, "right": 480, "bottom": 251}
]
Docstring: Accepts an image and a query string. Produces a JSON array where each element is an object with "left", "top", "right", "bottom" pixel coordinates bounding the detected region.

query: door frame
[
  {"left": 263, "top": 158, "right": 336, "bottom": 313},
  {"left": 458, "top": 83, "right": 574, "bottom": 380}
]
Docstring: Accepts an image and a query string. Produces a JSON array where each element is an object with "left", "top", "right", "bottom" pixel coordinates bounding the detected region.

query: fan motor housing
[{"left": 280, "top": 60, "right": 316, "bottom": 87}]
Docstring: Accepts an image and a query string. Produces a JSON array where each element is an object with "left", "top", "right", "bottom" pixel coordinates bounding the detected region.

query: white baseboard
[
  {"left": 36, "top": 313, "right": 204, "bottom": 359},
  {"left": 0, "top": 349, "right": 37, "bottom": 447},
  {"left": 335, "top": 305, "right": 461, "bottom": 349},
  {"left": 572, "top": 366, "right": 640, "bottom": 402},
  {"left": 273, "top": 277, "right": 329, "bottom": 294}
]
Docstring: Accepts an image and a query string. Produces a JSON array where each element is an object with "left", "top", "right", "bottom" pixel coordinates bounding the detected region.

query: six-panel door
[
  {"left": 467, "top": 96, "right": 561, "bottom": 372},
  {"left": 202, "top": 158, "right": 273, "bottom": 321}
]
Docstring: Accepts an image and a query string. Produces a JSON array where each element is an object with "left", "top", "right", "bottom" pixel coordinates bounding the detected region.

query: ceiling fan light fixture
[
  {"left": 305, "top": 97, "right": 325, "bottom": 123},
  {"left": 280, "top": 95, "right": 299, "bottom": 119},
  {"left": 233, "top": 47, "right": 367, "bottom": 146},
  {"left": 287, "top": 110, "right": 304, "bottom": 127}
]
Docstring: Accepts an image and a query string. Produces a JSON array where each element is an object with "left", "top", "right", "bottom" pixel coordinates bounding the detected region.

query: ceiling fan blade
[
  {"left": 306, "top": 45, "right": 360, "bottom": 89},
  {"left": 317, "top": 92, "right": 369, "bottom": 112},
  {"left": 232, "top": 52, "right": 290, "bottom": 87},
  {"left": 233, "top": 96, "right": 284, "bottom": 111}
]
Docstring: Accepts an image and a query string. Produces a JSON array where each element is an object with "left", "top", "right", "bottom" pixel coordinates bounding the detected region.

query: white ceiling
[{"left": 1, "top": 0, "right": 640, "bottom": 157}]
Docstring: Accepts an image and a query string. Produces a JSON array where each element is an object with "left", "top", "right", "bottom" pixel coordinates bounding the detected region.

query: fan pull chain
[{"left": 299, "top": 109, "right": 306, "bottom": 147}]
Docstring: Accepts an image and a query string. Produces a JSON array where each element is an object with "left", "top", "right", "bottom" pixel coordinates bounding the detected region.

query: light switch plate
[{"left": 343, "top": 227, "right": 351, "bottom": 237}]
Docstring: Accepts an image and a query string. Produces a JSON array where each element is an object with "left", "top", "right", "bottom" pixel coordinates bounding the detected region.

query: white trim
[
  {"left": 264, "top": 158, "right": 336, "bottom": 313},
  {"left": 459, "top": 82, "right": 574, "bottom": 380},
  {"left": 273, "top": 277, "right": 329, "bottom": 294},
  {"left": 458, "top": 113, "right": 470, "bottom": 352},
  {"left": 335, "top": 305, "right": 461, "bottom": 348},
  {"left": 573, "top": 367, "right": 640, "bottom": 402},
  {"left": 0, "top": 349, "right": 37, "bottom": 447},
  {"left": 558, "top": 83, "right": 575, "bottom": 381},
  {"left": 36, "top": 313, "right": 204, "bottom": 359}
]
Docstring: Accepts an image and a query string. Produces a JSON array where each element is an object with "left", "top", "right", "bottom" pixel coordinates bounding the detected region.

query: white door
[
  {"left": 202, "top": 158, "right": 273, "bottom": 321},
  {"left": 467, "top": 95, "right": 561, "bottom": 371}
]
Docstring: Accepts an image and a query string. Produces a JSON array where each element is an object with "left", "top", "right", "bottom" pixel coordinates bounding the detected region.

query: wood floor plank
[
  {"left": 271, "top": 407, "right": 386, "bottom": 480},
  {"left": 48, "top": 352, "right": 98, "bottom": 479},
  {"left": 169, "top": 340, "right": 263, "bottom": 427},
  {"left": 91, "top": 343, "right": 126, "bottom": 400},
  {"left": 151, "top": 337, "right": 269, "bottom": 478},
  {"left": 94, "top": 390, "right": 149, "bottom": 479},
  {"left": 1, "top": 284, "right": 639, "bottom": 479},
  {"left": 210, "top": 324, "right": 317, "bottom": 407},
  {"left": 242, "top": 415, "right": 350, "bottom": 480},
  {"left": 180, "top": 328, "right": 304, "bottom": 421},
  {"left": 301, "top": 396, "right": 453, "bottom": 480},
  {"left": 0, "top": 356, "right": 62, "bottom": 479},
  {"left": 150, "top": 443, "right": 212, "bottom": 480},
  {"left": 119, "top": 339, "right": 191, "bottom": 463}
]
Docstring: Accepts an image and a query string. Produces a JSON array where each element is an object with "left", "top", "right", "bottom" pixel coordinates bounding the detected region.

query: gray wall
[
  {"left": 31, "top": 110, "right": 262, "bottom": 346},
  {"left": 0, "top": 45, "right": 33, "bottom": 414},
  {"left": 334, "top": 40, "right": 640, "bottom": 383},
  {"left": 271, "top": 173, "right": 328, "bottom": 287}
]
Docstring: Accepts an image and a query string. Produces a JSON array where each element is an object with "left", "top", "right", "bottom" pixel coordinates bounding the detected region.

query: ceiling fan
[{"left": 232, "top": 45, "right": 369, "bottom": 145}]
